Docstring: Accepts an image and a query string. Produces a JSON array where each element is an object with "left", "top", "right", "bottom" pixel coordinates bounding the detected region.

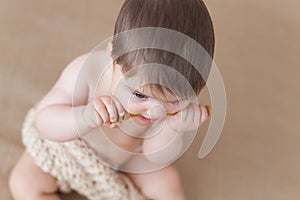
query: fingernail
[
  {"left": 99, "top": 110, "right": 108, "bottom": 122},
  {"left": 110, "top": 123, "right": 116, "bottom": 128},
  {"left": 119, "top": 111, "right": 125, "bottom": 117},
  {"left": 95, "top": 116, "right": 100, "bottom": 125},
  {"left": 111, "top": 118, "right": 117, "bottom": 123},
  {"left": 200, "top": 106, "right": 208, "bottom": 123}
]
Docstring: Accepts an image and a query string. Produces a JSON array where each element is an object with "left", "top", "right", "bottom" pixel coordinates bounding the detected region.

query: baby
[{"left": 9, "top": 0, "right": 215, "bottom": 199}]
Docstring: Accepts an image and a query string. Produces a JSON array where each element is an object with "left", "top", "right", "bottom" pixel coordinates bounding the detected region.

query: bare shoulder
[
  {"left": 36, "top": 50, "right": 111, "bottom": 110},
  {"left": 62, "top": 50, "right": 110, "bottom": 84}
]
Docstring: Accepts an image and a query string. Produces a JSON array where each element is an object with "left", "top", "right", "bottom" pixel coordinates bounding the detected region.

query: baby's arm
[
  {"left": 142, "top": 122, "right": 183, "bottom": 165},
  {"left": 142, "top": 104, "right": 209, "bottom": 164},
  {"left": 35, "top": 54, "right": 93, "bottom": 142}
]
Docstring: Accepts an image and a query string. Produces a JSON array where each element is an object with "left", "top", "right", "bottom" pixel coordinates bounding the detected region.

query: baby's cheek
[
  {"left": 126, "top": 99, "right": 144, "bottom": 114},
  {"left": 114, "top": 93, "right": 137, "bottom": 113}
]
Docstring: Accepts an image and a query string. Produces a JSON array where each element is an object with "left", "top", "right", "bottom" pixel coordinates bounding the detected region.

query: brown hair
[{"left": 111, "top": 0, "right": 215, "bottom": 100}]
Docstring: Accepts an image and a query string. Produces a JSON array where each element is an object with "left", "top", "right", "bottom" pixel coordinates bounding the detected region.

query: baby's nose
[{"left": 147, "top": 104, "right": 166, "bottom": 119}]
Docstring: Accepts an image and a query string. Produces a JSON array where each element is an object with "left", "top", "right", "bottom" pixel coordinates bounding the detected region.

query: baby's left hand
[{"left": 166, "top": 103, "right": 209, "bottom": 133}]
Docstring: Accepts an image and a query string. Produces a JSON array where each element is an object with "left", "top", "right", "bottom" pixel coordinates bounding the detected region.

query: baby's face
[
  {"left": 125, "top": 83, "right": 190, "bottom": 120},
  {"left": 111, "top": 65, "right": 190, "bottom": 123}
]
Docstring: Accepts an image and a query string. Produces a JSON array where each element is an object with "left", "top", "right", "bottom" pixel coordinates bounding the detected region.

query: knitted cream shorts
[{"left": 21, "top": 107, "right": 146, "bottom": 200}]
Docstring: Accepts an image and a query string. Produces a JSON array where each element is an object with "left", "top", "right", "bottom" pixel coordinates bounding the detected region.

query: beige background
[{"left": 1, "top": 0, "right": 299, "bottom": 199}]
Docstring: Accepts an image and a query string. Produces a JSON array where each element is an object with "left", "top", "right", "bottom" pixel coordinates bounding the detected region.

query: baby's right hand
[{"left": 83, "top": 96, "right": 125, "bottom": 128}]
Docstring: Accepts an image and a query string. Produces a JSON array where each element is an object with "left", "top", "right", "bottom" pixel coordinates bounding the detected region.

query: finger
[
  {"left": 199, "top": 105, "right": 208, "bottom": 124},
  {"left": 185, "top": 104, "right": 195, "bottom": 122},
  {"left": 111, "top": 96, "right": 125, "bottom": 117},
  {"left": 192, "top": 104, "right": 201, "bottom": 127},
  {"left": 109, "top": 123, "right": 117, "bottom": 128},
  {"left": 83, "top": 102, "right": 102, "bottom": 127},
  {"left": 101, "top": 97, "right": 118, "bottom": 123},
  {"left": 95, "top": 112, "right": 103, "bottom": 125},
  {"left": 178, "top": 99, "right": 190, "bottom": 110},
  {"left": 91, "top": 107, "right": 103, "bottom": 125},
  {"left": 94, "top": 98, "right": 109, "bottom": 123},
  {"left": 183, "top": 104, "right": 192, "bottom": 121}
]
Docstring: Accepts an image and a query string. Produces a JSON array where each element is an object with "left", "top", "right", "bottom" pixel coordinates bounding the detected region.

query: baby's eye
[{"left": 133, "top": 91, "right": 148, "bottom": 99}]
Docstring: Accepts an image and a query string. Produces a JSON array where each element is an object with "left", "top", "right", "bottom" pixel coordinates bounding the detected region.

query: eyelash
[
  {"left": 131, "top": 88, "right": 183, "bottom": 105},
  {"left": 133, "top": 91, "right": 148, "bottom": 99}
]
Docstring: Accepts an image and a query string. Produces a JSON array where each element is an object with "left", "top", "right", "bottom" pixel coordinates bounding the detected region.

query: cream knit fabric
[{"left": 21, "top": 107, "right": 146, "bottom": 200}]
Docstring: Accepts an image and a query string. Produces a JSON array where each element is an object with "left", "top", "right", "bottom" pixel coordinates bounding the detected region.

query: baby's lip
[
  {"left": 137, "top": 115, "right": 152, "bottom": 124},
  {"left": 140, "top": 115, "right": 152, "bottom": 121},
  {"left": 141, "top": 114, "right": 151, "bottom": 119},
  {"left": 142, "top": 115, "right": 158, "bottom": 120},
  {"left": 141, "top": 115, "right": 164, "bottom": 123}
]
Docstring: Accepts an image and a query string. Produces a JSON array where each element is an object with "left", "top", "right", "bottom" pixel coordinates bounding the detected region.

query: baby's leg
[
  {"left": 9, "top": 151, "right": 60, "bottom": 200},
  {"left": 127, "top": 165, "right": 186, "bottom": 200}
]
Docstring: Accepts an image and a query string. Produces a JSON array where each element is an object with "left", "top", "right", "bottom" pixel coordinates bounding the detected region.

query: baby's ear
[
  {"left": 106, "top": 42, "right": 116, "bottom": 66},
  {"left": 107, "top": 42, "right": 113, "bottom": 55},
  {"left": 107, "top": 42, "right": 116, "bottom": 67}
]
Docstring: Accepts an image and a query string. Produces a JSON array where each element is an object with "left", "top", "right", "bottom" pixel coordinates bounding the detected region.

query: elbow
[
  {"left": 34, "top": 109, "right": 52, "bottom": 139},
  {"left": 34, "top": 109, "right": 62, "bottom": 142}
]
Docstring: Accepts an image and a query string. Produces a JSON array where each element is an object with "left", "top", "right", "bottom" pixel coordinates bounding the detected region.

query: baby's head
[{"left": 110, "top": 0, "right": 215, "bottom": 103}]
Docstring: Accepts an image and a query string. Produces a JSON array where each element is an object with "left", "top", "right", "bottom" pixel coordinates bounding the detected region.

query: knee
[
  {"left": 141, "top": 165, "right": 184, "bottom": 199},
  {"left": 9, "top": 166, "right": 27, "bottom": 199},
  {"left": 9, "top": 166, "right": 21, "bottom": 199},
  {"left": 9, "top": 165, "right": 38, "bottom": 200},
  {"left": 159, "top": 165, "right": 183, "bottom": 191}
]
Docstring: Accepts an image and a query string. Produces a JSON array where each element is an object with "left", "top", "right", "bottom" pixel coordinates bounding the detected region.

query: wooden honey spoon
[{"left": 116, "top": 105, "right": 212, "bottom": 123}]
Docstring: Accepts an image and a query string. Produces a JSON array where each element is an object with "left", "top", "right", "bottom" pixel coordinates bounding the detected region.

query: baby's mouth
[
  {"left": 138, "top": 115, "right": 152, "bottom": 123},
  {"left": 116, "top": 110, "right": 156, "bottom": 124}
]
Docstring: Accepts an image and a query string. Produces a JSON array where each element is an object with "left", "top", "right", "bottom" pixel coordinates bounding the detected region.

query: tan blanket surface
[{"left": 1, "top": 0, "right": 299, "bottom": 199}]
